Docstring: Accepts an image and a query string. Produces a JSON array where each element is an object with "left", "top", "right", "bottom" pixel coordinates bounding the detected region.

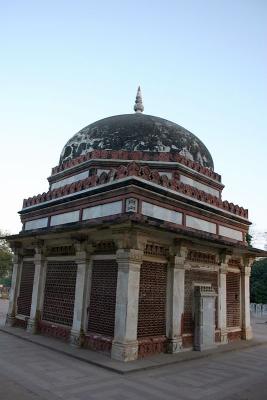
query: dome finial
[{"left": 134, "top": 86, "right": 144, "bottom": 113}]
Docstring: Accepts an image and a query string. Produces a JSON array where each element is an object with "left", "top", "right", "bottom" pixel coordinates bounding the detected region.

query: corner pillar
[
  {"left": 111, "top": 248, "right": 143, "bottom": 361},
  {"left": 166, "top": 252, "right": 186, "bottom": 353},
  {"left": 70, "top": 244, "right": 92, "bottom": 346},
  {"left": 241, "top": 258, "right": 253, "bottom": 340},
  {"left": 27, "top": 246, "right": 46, "bottom": 333},
  {"left": 218, "top": 264, "right": 228, "bottom": 343},
  {"left": 6, "top": 250, "right": 22, "bottom": 326}
]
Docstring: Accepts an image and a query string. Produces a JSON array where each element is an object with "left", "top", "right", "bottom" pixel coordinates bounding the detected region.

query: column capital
[
  {"left": 170, "top": 243, "right": 188, "bottom": 259},
  {"left": 219, "top": 263, "right": 228, "bottom": 274},
  {"left": 168, "top": 255, "right": 186, "bottom": 270},
  {"left": 242, "top": 256, "right": 255, "bottom": 269},
  {"left": 12, "top": 252, "right": 23, "bottom": 264},
  {"left": 112, "top": 229, "right": 148, "bottom": 252},
  {"left": 116, "top": 248, "right": 143, "bottom": 268},
  {"left": 241, "top": 266, "right": 251, "bottom": 277},
  {"left": 74, "top": 242, "right": 94, "bottom": 264}
]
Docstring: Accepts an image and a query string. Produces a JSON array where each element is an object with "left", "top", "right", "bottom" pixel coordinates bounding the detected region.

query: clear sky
[{"left": 0, "top": 0, "right": 266, "bottom": 247}]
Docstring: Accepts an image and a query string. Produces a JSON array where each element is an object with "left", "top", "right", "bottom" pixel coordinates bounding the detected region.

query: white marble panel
[
  {"left": 50, "top": 210, "right": 80, "bottom": 226},
  {"left": 141, "top": 201, "right": 182, "bottom": 224},
  {"left": 158, "top": 171, "right": 172, "bottom": 179},
  {"left": 180, "top": 175, "right": 219, "bottom": 197},
  {"left": 51, "top": 171, "right": 89, "bottom": 190},
  {"left": 97, "top": 169, "right": 110, "bottom": 176},
  {"left": 126, "top": 198, "right": 138, "bottom": 213},
  {"left": 82, "top": 201, "right": 122, "bottom": 220},
  {"left": 219, "top": 226, "right": 243, "bottom": 241},
  {"left": 25, "top": 217, "right": 48, "bottom": 230},
  {"left": 186, "top": 215, "right": 216, "bottom": 234}
]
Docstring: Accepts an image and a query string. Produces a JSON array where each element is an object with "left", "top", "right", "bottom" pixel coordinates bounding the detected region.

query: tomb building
[{"left": 5, "top": 88, "right": 264, "bottom": 361}]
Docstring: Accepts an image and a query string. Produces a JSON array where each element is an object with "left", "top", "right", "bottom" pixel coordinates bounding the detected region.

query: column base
[
  {"left": 241, "top": 326, "right": 253, "bottom": 340},
  {"left": 70, "top": 330, "right": 83, "bottom": 347},
  {"left": 111, "top": 340, "right": 139, "bottom": 362},
  {"left": 194, "top": 343, "right": 217, "bottom": 351},
  {"left": 220, "top": 329, "right": 228, "bottom": 344},
  {"left": 167, "top": 337, "right": 183, "bottom": 353},
  {"left": 27, "top": 318, "right": 38, "bottom": 334},
  {"left": 5, "top": 314, "right": 16, "bottom": 327}
]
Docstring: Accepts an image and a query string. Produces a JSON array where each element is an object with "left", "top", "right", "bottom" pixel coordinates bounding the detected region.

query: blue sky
[{"left": 0, "top": 0, "right": 266, "bottom": 246}]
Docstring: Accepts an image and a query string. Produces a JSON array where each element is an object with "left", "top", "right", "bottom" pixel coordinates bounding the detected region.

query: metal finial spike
[{"left": 134, "top": 86, "right": 144, "bottom": 113}]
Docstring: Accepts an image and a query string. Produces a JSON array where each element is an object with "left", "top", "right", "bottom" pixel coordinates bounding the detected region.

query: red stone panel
[
  {"left": 184, "top": 269, "right": 218, "bottom": 334},
  {"left": 228, "top": 330, "right": 241, "bottom": 342},
  {"left": 87, "top": 259, "right": 118, "bottom": 337},
  {"left": 137, "top": 261, "right": 167, "bottom": 338},
  {"left": 37, "top": 320, "right": 71, "bottom": 340},
  {"left": 226, "top": 272, "right": 240, "bottom": 327},
  {"left": 17, "top": 262, "right": 35, "bottom": 317},
  {"left": 42, "top": 261, "right": 77, "bottom": 326}
]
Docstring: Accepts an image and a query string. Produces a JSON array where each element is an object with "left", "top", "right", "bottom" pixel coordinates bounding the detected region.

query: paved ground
[{"left": 1, "top": 300, "right": 267, "bottom": 399}]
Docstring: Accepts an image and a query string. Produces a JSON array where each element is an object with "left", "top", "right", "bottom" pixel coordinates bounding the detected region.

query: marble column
[
  {"left": 70, "top": 247, "right": 92, "bottom": 346},
  {"left": 241, "top": 258, "right": 253, "bottom": 340},
  {"left": 6, "top": 250, "right": 22, "bottom": 326},
  {"left": 111, "top": 248, "right": 143, "bottom": 362},
  {"left": 27, "top": 247, "right": 46, "bottom": 333},
  {"left": 166, "top": 255, "right": 186, "bottom": 353},
  {"left": 218, "top": 263, "right": 228, "bottom": 343}
]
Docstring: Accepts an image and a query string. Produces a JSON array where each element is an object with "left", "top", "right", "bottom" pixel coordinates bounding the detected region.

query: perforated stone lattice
[
  {"left": 42, "top": 261, "right": 77, "bottom": 326},
  {"left": 17, "top": 262, "right": 35, "bottom": 317},
  {"left": 137, "top": 261, "right": 167, "bottom": 338},
  {"left": 226, "top": 272, "right": 240, "bottom": 327},
  {"left": 88, "top": 260, "right": 118, "bottom": 337}
]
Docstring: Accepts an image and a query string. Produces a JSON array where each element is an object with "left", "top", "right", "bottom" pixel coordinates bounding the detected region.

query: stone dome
[{"left": 59, "top": 113, "right": 214, "bottom": 169}]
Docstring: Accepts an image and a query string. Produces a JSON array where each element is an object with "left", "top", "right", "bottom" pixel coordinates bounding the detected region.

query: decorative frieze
[
  {"left": 186, "top": 250, "right": 217, "bottom": 264},
  {"left": 144, "top": 243, "right": 169, "bottom": 257},
  {"left": 180, "top": 174, "right": 220, "bottom": 197},
  {"left": 46, "top": 245, "right": 76, "bottom": 257},
  {"left": 51, "top": 149, "right": 222, "bottom": 182},
  {"left": 92, "top": 240, "right": 116, "bottom": 254},
  {"left": 23, "top": 161, "right": 248, "bottom": 219},
  {"left": 228, "top": 258, "right": 241, "bottom": 268},
  {"left": 51, "top": 171, "right": 89, "bottom": 190}
]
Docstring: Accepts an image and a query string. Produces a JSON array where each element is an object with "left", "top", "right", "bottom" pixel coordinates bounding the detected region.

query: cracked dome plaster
[{"left": 59, "top": 113, "right": 214, "bottom": 170}]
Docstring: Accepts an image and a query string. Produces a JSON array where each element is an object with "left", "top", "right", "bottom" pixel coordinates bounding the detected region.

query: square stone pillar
[
  {"left": 241, "top": 258, "right": 253, "bottom": 340},
  {"left": 111, "top": 248, "right": 143, "bottom": 362},
  {"left": 27, "top": 247, "right": 46, "bottom": 333},
  {"left": 166, "top": 255, "right": 186, "bottom": 353},
  {"left": 70, "top": 246, "right": 92, "bottom": 346},
  {"left": 218, "top": 264, "right": 228, "bottom": 344},
  {"left": 6, "top": 250, "right": 22, "bottom": 326},
  {"left": 194, "top": 286, "right": 217, "bottom": 351}
]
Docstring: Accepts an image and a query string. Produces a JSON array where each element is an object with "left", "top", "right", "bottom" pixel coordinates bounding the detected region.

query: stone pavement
[{"left": 1, "top": 299, "right": 267, "bottom": 399}]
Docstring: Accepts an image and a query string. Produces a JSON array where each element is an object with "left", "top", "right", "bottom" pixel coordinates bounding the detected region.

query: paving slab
[{"left": 1, "top": 324, "right": 267, "bottom": 374}]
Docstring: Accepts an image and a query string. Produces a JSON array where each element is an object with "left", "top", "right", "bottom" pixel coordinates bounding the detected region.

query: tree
[
  {"left": 250, "top": 258, "right": 267, "bottom": 304},
  {"left": 0, "top": 230, "right": 13, "bottom": 287}
]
